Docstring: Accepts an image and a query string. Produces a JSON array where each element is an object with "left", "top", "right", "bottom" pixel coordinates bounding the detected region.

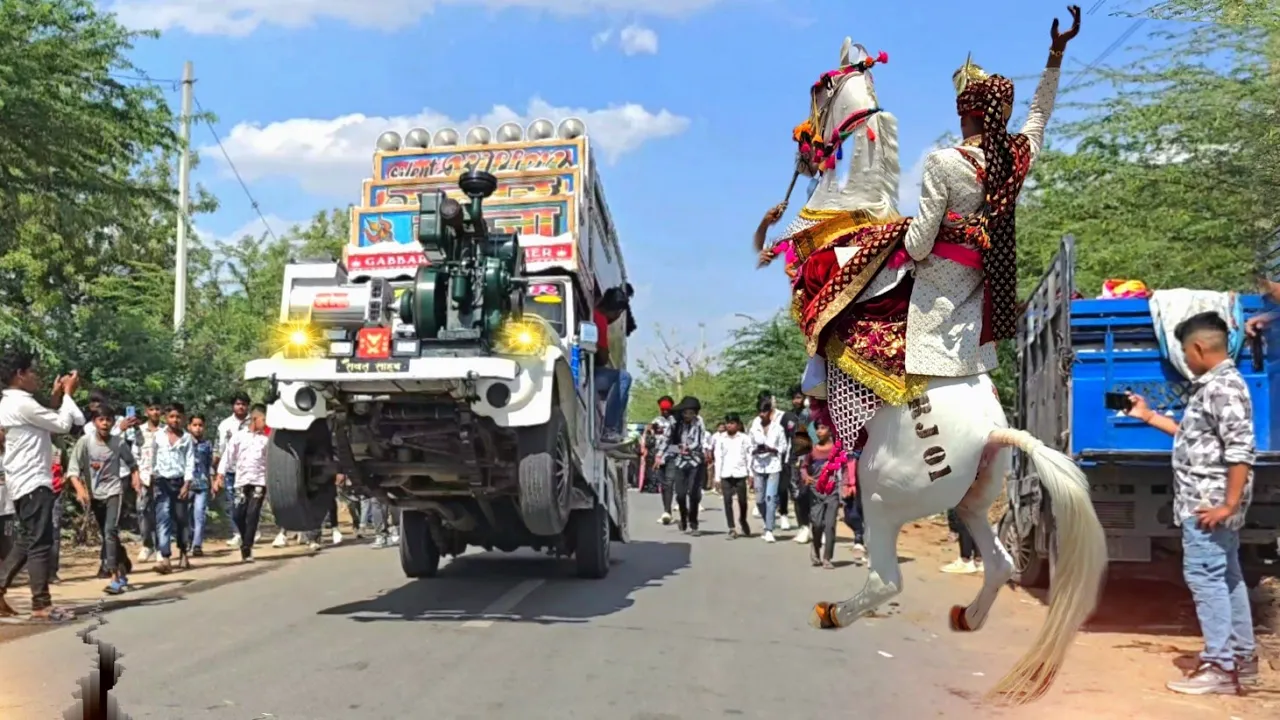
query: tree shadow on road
[{"left": 316, "top": 540, "right": 691, "bottom": 625}]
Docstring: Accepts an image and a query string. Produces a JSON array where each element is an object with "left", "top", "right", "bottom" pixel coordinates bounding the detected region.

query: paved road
[{"left": 1, "top": 495, "right": 1035, "bottom": 719}]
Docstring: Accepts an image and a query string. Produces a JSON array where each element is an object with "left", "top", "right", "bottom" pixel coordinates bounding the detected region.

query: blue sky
[{"left": 105, "top": 0, "right": 1154, "bottom": 369}]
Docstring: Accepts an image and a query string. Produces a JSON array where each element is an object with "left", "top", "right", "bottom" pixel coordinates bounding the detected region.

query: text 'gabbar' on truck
[{"left": 244, "top": 118, "right": 634, "bottom": 579}]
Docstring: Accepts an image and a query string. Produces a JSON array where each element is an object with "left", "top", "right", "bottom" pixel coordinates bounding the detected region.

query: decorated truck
[{"left": 244, "top": 118, "right": 633, "bottom": 579}]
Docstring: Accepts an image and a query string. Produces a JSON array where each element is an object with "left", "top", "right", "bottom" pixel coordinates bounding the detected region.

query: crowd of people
[
  {"left": 0, "top": 347, "right": 398, "bottom": 623},
  {"left": 638, "top": 389, "right": 867, "bottom": 568}
]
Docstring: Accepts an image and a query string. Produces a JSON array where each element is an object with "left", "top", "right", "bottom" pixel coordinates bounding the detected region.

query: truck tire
[
  {"left": 516, "top": 405, "right": 572, "bottom": 537},
  {"left": 399, "top": 510, "right": 441, "bottom": 579},
  {"left": 266, "top": 426, "right": 336, "bottom": 532},
  {"left": 999, "top": 509, "right": 1049, "bottom": 589},
  {"left": 573, "top": 498, "right": 611, "bottom": 579}
]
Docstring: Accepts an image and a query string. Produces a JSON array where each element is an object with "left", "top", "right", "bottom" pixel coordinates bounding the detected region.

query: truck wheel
[
  {"left": 573, "top": 498, "right": 611, "bottom": 579},
  {"left": 266, "top": 426, "right": 336, "bottom": 532},
  {"left": 399, "top": 510, "right": 441, "bottom": 579},
  {"left": 999, "top": 509, "right": 1049, "bottom": 589},
  {"left": 516, "top": 405, "right": 572, "bottom": 537}
]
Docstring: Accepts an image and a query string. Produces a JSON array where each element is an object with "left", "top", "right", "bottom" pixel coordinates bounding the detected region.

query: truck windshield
[{"left": 526, "top": 281, "right": 567, "bottom": 337}]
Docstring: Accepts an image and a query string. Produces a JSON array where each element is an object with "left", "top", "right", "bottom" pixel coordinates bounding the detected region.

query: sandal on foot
[{"left": 28, "top": 607, "right": 75, "bottom": 623}]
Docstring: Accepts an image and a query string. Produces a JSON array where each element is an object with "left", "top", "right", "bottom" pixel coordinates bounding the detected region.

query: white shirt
[
  {"left": 216, "top": 414, "right": 250, "bottom": 457},
  {"left": 0, "top": 389, "right": 85, "bottom": 501},
  {"left": 217, "top": 429, "right": 269, "bottom": 486},
  {"left": 713, "top": 432, "right": 752, "bottom": 480},
  {"left": 747, "top": 416, "right": 788, "bottom": 475}
]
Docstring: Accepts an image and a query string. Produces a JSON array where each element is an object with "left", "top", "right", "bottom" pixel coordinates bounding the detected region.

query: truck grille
[{"left": 1093, "top": 500, "right": 1135, "bottom": 530}]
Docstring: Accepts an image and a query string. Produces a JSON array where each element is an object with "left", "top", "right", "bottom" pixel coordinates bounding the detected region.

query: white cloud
[
  {"left": 618, "top": 23, "right": 658, "bottom": 55},
  {"left": 197, "top": 214, "right": 305, "bottom": 246},
  {"left": 205, "top": 97, "right": 690, "bottom": 197},
  {"left": 591, "top": 28, "right": 613, "bottom": 49},
  {"left": 105, "top": 0, "right": 722, "bottom": 36}
]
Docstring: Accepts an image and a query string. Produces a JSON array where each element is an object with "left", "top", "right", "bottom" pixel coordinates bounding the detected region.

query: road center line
[{"left": 461, "top": 579, "right": 545, "bottom": 628}]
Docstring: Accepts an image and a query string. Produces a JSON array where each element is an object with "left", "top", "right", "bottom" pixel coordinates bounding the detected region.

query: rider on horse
[{"left": 764, "top": 6, "right": 1081, "bottom": 447}]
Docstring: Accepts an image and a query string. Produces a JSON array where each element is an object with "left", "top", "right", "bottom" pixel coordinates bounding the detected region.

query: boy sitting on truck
[
  {"left": 1124, "top": 311, "right": 1258, "bottom": 694},
  {"left": 592, "top": 287, "right": 632, "bottom": 444}
]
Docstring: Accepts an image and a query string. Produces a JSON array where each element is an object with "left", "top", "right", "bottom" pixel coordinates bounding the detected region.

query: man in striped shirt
[{"left": 214, "top": 404, "right": 270, "bottom": 562}]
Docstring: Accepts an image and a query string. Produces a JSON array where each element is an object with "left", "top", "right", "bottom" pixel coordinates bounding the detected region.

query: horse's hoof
[
  {"left": 810, "top": 601, "right": 839, "bottom": 630},
  {"left": 949, "top": 604, "right": 974, "bottom": 632}
]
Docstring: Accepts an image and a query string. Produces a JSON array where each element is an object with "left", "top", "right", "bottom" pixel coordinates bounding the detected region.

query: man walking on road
[
  {"left": 151, "top": 403, "right": 196, "bottom": 574},
  {"left": 216, "top": 392, "right": 256, "bottom": 548},
  {"left": 132, "top": 399, "right": 162, "bottom": 563},
  {"left": 1125, "top": 312, "right": 1259, "bottom": 694},
  {"left": 215, "top": 404, "right": 270, "bottom": 563},
  {"left": 0, "top": 350, "right": 85, "bottom": 622},
  {"left": 67, "top": 406, "right": 139, "bottom": 595}
]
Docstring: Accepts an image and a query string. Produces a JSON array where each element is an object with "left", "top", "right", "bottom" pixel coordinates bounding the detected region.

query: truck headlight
[
  {"left": 495, "top": 319, "right": 547, "bottom": 356},
  {"left": 276, "top": 321, "right": 323, "bottom": 359}
]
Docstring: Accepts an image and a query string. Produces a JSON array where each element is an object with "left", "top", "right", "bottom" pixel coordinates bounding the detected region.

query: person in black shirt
[{"left": 778, "top": 386, "right": 812, "bottom": 539}]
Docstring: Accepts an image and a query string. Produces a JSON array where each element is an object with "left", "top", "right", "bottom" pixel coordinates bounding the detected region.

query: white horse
[{"left": 785, "top": 40, "right": 1109, "bottom": 706}]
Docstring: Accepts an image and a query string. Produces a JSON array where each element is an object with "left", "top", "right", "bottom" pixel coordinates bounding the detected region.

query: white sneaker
[
  {"left": 137, "top": 547, "right": 153, "bottom": 563},
  {"left": 752, "top": 506, "right": 762, "bottom": 519},
  {"left": 331, "top": 529, "right": 343, "bottom": 545},
  {"left": 254, "top": 531, "right": 263, "bottom": 543},
  {"left": 853, "top": 543, "right": 866, "bottom": 553},
  {"left": 371, "top": 536, "right": 387, "bottom": 549},
  {"left": 272, "top": 531, "right": 287, "bottom": 548},
  {"left": 227, "top": 534, "right": 241, "bottom": 547},
  {"left": 658, "top": 512, "right": 672, "bottom": 525},
  {"left": 794, "top": 526, "right": 811, "bottom": 544},
  {"left": 779, "top": 516, "right": 792, "bottom": 531},
  {"left": 763, "top": 531, "right": 776, "bottom": 543},
  {"left": 308, "top": 541, "right": 322, "bottom": 551},
  {"left": 941, "top": 559, "right": 979, "bottom": 575}
]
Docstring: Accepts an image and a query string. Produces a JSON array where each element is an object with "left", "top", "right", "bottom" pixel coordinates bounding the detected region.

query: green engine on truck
[{"left": 397, "top": 170, "right": 523, "bottom": 343}]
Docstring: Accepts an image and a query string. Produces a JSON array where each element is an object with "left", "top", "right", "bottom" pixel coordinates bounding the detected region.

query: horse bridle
[{"left": 796, "top": 55, "right": 887, "bottom": 171}]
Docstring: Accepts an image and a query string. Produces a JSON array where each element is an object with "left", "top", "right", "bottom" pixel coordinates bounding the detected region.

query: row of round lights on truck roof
[{"left": 375, "top": 117, "right": 586, "bottom": 152}]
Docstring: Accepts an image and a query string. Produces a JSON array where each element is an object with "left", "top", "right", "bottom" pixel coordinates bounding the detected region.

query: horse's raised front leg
[{"left": 810, "top": 510, "right": 903, "bottom": 630}]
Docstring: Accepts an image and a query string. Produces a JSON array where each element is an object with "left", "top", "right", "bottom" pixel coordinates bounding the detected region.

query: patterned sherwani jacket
[{"left": 900, "top": 67, "right": 1061, "bottom": 378}]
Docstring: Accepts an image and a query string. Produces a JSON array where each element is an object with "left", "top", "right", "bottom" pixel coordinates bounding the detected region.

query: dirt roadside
[
  {"left": 0, "top": 521, "right": 368, "bottom": 645},
  {"left": 875, "top": 517, "right": 1280, "bottom": 719}
]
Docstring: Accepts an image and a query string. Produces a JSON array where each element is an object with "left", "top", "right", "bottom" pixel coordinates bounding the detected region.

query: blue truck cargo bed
[{"left": 1069, "top": 295, "right": 1278, "bottom": 461}]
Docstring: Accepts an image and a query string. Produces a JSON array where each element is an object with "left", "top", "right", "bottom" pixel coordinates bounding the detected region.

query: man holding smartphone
[
  {"left": 1123, "top": 312, "right": 1257, "bottom": 694},
  {"left": 0, "top": 350, "right": 85, "bottom": 622}
]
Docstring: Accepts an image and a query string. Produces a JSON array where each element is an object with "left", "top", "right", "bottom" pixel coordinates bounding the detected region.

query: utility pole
[{"left": 173, "top": 60, "right": 194, "bottom": 332}]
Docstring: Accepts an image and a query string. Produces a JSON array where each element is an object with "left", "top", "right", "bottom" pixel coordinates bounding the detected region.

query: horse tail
[{"left": 983, "top": 428, "right": 1108, "bottom": 705}]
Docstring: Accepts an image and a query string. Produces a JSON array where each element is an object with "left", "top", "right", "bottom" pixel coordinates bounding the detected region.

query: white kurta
[{"left": 901, "top": 67, "right": 1061, "bottom": 378}]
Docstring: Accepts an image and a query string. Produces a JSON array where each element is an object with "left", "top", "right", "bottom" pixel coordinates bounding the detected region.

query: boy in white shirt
[
  {"left": 713, "top": 414, "right": 753, "bottom": 538},
  {"left": 748, "top": 398, "right": 789, "bottom": 543}
]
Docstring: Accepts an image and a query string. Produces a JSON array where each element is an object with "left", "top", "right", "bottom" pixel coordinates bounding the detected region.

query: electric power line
[
  {"left": 112, "top": 66, "right": 280, "bottom": 245},
  {"left": 191, "top": 93, "right": 279, "bottom": 244}
]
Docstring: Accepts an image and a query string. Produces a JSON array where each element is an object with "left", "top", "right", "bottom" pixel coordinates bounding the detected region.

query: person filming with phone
[{"left": 1121, "top": 311, "right": 1258, "bottom": 694}]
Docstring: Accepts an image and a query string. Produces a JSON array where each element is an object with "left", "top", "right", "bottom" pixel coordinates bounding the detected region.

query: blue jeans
[
  {"left": 1181, "top": 522, "right": 1256, "bottom": 670},
  {"left": 188, "top": 489, "right": 209, "bottom": 550},
  {"left": 593, "top": 367, "right": 632, "bottom": 434},
  {"left": 753, "top": 471, "right": 780, "bottom": 532},
  {"left": 153, "top": 477, "right": 190, "bottom": 559},
  {"left": 222, "top": 472, "right": 237, "bottom": 520}
]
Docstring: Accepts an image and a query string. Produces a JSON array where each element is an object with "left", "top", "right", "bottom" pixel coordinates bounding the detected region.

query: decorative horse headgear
[{"left": 793, "top": 50, "right": 890, "bottom": 172}]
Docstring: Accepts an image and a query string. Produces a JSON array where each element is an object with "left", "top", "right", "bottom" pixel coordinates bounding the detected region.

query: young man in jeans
[
  {"left": 67, "top": 407, "right": 139, "bottom": 594},
  {"left": 1125, "top": 311, "right": 1258, "bottom": 694}
]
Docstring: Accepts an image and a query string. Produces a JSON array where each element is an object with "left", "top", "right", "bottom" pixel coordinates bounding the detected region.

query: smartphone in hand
[
  {"left": 125, "top": 406, "right": 136, "bottom": 419},
  {"left": 1104, "top": 392, "right": 1132, "bottom": 412}
]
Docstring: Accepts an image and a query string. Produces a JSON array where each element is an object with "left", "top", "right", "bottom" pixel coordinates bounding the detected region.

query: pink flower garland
[{"left": 814, "top": 440, "right": 851, "bottom": 495}]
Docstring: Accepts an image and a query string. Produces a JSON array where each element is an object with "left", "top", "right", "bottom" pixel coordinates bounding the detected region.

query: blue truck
[{"left": 1002, "top": 235, "right": 1280, "bottom": 587}]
